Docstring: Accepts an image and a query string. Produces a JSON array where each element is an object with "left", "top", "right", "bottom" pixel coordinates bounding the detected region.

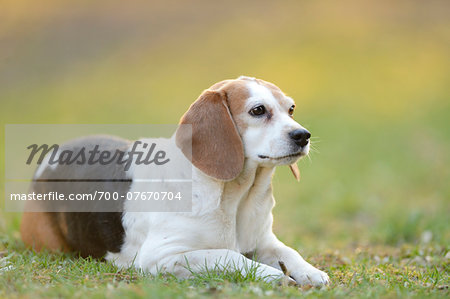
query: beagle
[{"left": 20, "top": 76, "right": 330, "bottom": 287}]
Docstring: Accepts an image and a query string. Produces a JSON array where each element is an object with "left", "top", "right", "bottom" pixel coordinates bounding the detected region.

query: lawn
[
  {"left": 0, "top": 243, "right": 447, "bottom": 298},
  {"left": 1, "top": 1, "right": 449, "bottom": 298}
]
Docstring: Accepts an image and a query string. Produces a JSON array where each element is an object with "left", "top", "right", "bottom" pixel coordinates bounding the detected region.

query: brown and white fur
[{"left": 21, "top": 76, "right": 330, "bottom": 287}]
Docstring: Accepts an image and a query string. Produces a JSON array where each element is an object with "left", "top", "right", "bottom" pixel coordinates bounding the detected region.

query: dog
[{"left": 20, "top": 76, "right": 330, "bottom": 287}]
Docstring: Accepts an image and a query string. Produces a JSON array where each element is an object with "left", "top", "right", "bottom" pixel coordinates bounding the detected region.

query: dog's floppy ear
[{"left": 176, "top": 90, "right": 244, "bottom": 181}]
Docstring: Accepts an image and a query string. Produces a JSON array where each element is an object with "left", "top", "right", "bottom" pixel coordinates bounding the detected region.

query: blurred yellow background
[{"left": 1, "top": 0, "right": 449, "bottom": 249}]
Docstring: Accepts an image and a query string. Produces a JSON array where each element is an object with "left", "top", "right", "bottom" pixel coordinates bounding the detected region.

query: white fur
[
  {"left": 106, "top": 79, "right": 329, "bottom": 286},
  {"left": 241, "top": 80, "right": 310, "bottom": 166}
]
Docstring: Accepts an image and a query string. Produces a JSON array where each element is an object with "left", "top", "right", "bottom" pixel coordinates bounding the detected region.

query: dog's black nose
[{"left": 289, "top": 129, "right": 311, "bottom": 147}]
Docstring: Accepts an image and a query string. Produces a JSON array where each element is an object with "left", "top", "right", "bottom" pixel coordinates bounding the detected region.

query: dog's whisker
[{"left": 308, "top": 144, "right": 320, "bottom": 154}]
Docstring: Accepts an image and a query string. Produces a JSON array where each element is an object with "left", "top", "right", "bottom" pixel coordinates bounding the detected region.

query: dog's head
[{"left": 176, "top": 76, "right": 310, "bottom": 181}]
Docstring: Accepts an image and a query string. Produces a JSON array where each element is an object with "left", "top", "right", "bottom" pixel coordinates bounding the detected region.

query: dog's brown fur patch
[{"left": 21, "top": 210, "right": 70, "bottom": 253}]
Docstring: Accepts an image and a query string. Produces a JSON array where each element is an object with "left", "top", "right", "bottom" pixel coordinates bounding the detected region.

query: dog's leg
[
  {"left": 143, "top": 249, "right": 295, "bottom": 284},
  {"left": 257, "top": 234, "right": 330, "bottom": 287}
]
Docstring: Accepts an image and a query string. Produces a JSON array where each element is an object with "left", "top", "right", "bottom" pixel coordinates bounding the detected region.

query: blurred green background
[{"left": 1, "top": 0, "right": 449, "bottom": 250}]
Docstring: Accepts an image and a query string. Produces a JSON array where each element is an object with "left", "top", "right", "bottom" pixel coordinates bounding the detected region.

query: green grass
[
  {"left": 0, "top": 236, "right": 448, "bottom": 298},
  {"left": 1, "top": 0, "right": 449, "bottom": 298}
]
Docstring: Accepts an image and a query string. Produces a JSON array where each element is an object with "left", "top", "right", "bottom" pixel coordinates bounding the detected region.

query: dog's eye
[
  {"left": 249, "top": 105, "right": 266, "bottom": 116},
  {"left": 289, "top": 105, "right": 295, "bottom": 116}
]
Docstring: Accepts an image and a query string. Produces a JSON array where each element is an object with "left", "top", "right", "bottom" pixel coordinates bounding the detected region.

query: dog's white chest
[{"left": 211, "top": 165, "right": 275, "bottom": 253}]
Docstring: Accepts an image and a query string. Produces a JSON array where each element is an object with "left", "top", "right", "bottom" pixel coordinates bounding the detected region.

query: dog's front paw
[{"left": 291, "top": 266, "right": 330, "bottom": 287}]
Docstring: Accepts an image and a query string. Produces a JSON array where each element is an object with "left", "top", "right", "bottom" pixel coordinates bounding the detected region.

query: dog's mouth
[{"left": 258, "top": 151, "right": 305, "bottom": 160}]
